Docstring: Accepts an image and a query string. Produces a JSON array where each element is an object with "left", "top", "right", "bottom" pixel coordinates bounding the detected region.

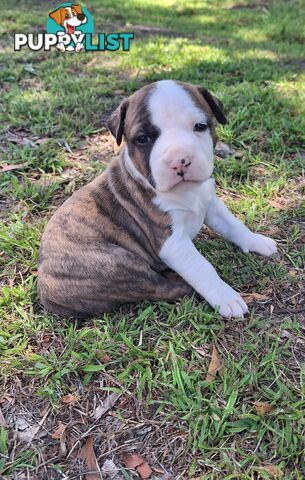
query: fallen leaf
[
  {"left": 137, "top": 461, "right": 153, "bottom": 479},
  {"left": 15, "top": 407, "right": 50, "bottom": 443},
  {"left": 206, "top": 343, "right": 222, "bottom": 382},
  {"left": 121, "top": 452, "right": 152, "bottom": 479},
  {"left": 259, "top": 463, "right": 280, "bottom": 477},
  {"left": 101, "top": 459, "right": 119, "bottom": 479},
  {"left": 191, "top": 344, "right": 208, "bottom": 358},
  {"left": 101, "top": 353, "right": 110, "bottom": 363},
  {"left": 51, "top": 422, "right": 66, "bottom": 439},
  {"left": 94, "top": 392, "right": 120, "bottom": 420},
  {"left": 61, "top": 394, "right": 79, "bottom": 404},
  {"left": 268, "top": 199, "right": 285, "bottom": 210},
  {"left": 31, "top": 270, "right": 38, "bottom": 276},
  {"left": 254, "top": 401, "right": 274, "bottom": 415},
  {"left": 42, "top": 333, "right": 52, "bottom": 343},
  {"left": 16, "top": 418, "right": 40, "bottom": 442},
  {"left": 241, "top": 292, "right": 270, "bottom": 304},
  {"left": 0, "top": 407, "right": 8, "bottom": 427},
  {"left": 0, "top": 163, "right": 27, "bottom": 173},
  {"left": 51, "top": 422, "right": 67, "bottom": 455},
  {"left": 121, "top": 452, "right": 144, "bottom": 469},
  {"left": 79, "top": 436, "right": 102, "bottom": 480}
]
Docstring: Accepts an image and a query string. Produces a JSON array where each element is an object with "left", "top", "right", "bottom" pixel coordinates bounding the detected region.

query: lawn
[{"left": 0, "top": 0, "right": 305, "bottom": 478}]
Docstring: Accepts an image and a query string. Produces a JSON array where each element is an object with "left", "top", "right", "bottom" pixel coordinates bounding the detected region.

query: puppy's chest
[
  {"left": 154, "top": 178, "right": 215, "bottom": 239},
  {"left": 183, "top": 207, "right": 206, "bottom": 239}
]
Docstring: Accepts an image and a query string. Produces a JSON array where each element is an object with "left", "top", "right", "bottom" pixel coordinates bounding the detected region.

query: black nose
[
  {"left": 77, "top": 13, "right": 85, "bottom": 20},
  {"left": 180, "top": 159, "right": 191, "bottom": 167}
]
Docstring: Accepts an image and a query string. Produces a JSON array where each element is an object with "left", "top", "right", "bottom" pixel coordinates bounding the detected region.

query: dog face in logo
[{"left": 49, "top": 4, "right": 87, "bottom": 35}]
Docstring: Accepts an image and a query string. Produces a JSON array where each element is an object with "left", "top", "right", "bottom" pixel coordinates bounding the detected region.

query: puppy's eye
[
  {"left": 136, "top": 134, "right": 151, "bottom": 145},
  {"left": 65, "top": 13, "right": 69, "bottom": 18},
  {"left": 194, "top": 123, "right": 208, "bottom": 132}
]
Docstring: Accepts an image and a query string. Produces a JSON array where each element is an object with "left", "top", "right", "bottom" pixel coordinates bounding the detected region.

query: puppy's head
[
  {"left": 108, "top": 80, "right": 227, "bottom": 192},
  {"left": 49, "top": 4, "right": 87, "bottom": 33}
]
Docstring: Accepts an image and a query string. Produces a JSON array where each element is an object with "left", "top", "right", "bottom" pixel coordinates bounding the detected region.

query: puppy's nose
[
  {"left": 169, "top": 158, "right": 192, "bottom": 171},
  {"left": 77, "top": 13, "right": 85, "bottom": 20}
]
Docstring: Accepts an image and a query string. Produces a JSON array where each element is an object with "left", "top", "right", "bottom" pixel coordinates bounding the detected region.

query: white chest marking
[{"left": 153, "top": 177, "right": 215, "bottom": 239}]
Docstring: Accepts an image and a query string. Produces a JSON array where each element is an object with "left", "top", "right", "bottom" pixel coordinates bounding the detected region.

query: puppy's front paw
[
  {"left": 206, "top": 282, "right": 248, "bottom": 319},
  {"left": 240, "top": 233, "right": 277, "bottom": 257},
  {"left": 75, "top": 43, "right": 84, "bottom": 52}
]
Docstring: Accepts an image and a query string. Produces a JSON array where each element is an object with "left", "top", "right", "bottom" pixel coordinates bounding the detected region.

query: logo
[
  {"left": 14, "top": 3, "right": 134, "bottom": 53},
  {"left": 47, "top": 3, "right": 93, "bottom": 52}
]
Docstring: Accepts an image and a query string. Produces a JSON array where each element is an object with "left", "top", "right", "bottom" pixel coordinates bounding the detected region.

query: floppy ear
[
  {"left": 107, "top": 99, "right": 129, "bottom": 146},
  {"left": 197, "top": 87, "right": 227, "bottom": 125},
  {"left": 72, "top": 4, "right": 83, "bottom": 14},
  {"left": 49, "top": 7, "right": 64, "bottom": 25}
]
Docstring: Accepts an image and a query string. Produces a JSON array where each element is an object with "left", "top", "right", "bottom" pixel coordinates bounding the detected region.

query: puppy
[
  {"left": 49, "top": 4, "right": 87, "bottom": 52},
  {"left": 38, "top": 80, "right": 277, "bottom": 319}
]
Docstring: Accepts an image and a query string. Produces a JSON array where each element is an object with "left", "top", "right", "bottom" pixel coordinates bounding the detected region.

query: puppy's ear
[
  {"left": 197, "top": 87, "right": 227, "bottom": 125},
  {"left": 49, "top": 7, "right": 64, "bottom": 25},
  {"left": 107, "top": 99, "right": 129, "bottom": 146},
  {"left": 72, "top": 4, "right": 83, "bottom": 15}
]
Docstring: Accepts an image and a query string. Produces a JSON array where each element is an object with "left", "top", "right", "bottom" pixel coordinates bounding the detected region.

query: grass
[{"left": 0, "top": 0, "right": 305, "bottom": 478}]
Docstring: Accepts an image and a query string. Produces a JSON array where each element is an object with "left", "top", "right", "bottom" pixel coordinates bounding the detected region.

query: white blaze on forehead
[{"left": 148, "top": 80, "right": 207, "bottom": 129}]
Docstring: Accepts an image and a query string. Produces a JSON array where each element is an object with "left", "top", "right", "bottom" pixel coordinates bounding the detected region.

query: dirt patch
[
  {"left": 1, "top": 375, "right": 187, "bottom": 479},
  {"left": 228, "top": 2, "right": 269, "bottom": 10}
]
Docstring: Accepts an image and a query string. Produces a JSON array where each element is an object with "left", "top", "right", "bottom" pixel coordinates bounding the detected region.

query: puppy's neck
[{"left": 121, "top": 147, "right": 156, "bottom": 193}]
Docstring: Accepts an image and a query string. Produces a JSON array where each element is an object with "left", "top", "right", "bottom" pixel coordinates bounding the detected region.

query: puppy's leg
[
  {"left": 205, "top": 197, "right": 277, "bottom": 256},
  {"left": 57, "top": 42, "right": 65, "bottom": 52},
  {"left": 38, "top": 244, "right": 192, "bottom": 318},
  {"left": 159, "top": 233, "right": 248, "bottom": 319}
]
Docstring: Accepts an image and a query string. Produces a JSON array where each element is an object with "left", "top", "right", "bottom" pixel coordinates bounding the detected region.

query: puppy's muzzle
[{"left": 77, "top": 13, "right": 86, "bottom": 21}]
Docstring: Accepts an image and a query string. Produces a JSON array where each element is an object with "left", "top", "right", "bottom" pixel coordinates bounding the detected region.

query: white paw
[
  {"left": 75, "top": 43, "right": 84, "bottom": 52},
  {"left": 240, "top": 233, "right": 277, "bottom": 257},
  {"left": 206, "top": 281, "right": 249, "bottom": 319}
]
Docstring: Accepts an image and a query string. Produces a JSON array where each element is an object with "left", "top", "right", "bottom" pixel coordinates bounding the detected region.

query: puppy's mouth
[
  {"left": 176, "top": 161, "right": 192, "bottom": 180},
  {"left": 157, "top": 175, "right": 209, "bottom": 193},
  {"left": 66, "top": 23, "right": 75, "bottom": 34},
  {"left": 168, "top": 165, "right": 214, "bottom": 192}
]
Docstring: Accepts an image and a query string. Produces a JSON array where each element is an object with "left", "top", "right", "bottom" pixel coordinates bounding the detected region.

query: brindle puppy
[{"left": 38, "top": 80, "right": 277, "bottom": 318}]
